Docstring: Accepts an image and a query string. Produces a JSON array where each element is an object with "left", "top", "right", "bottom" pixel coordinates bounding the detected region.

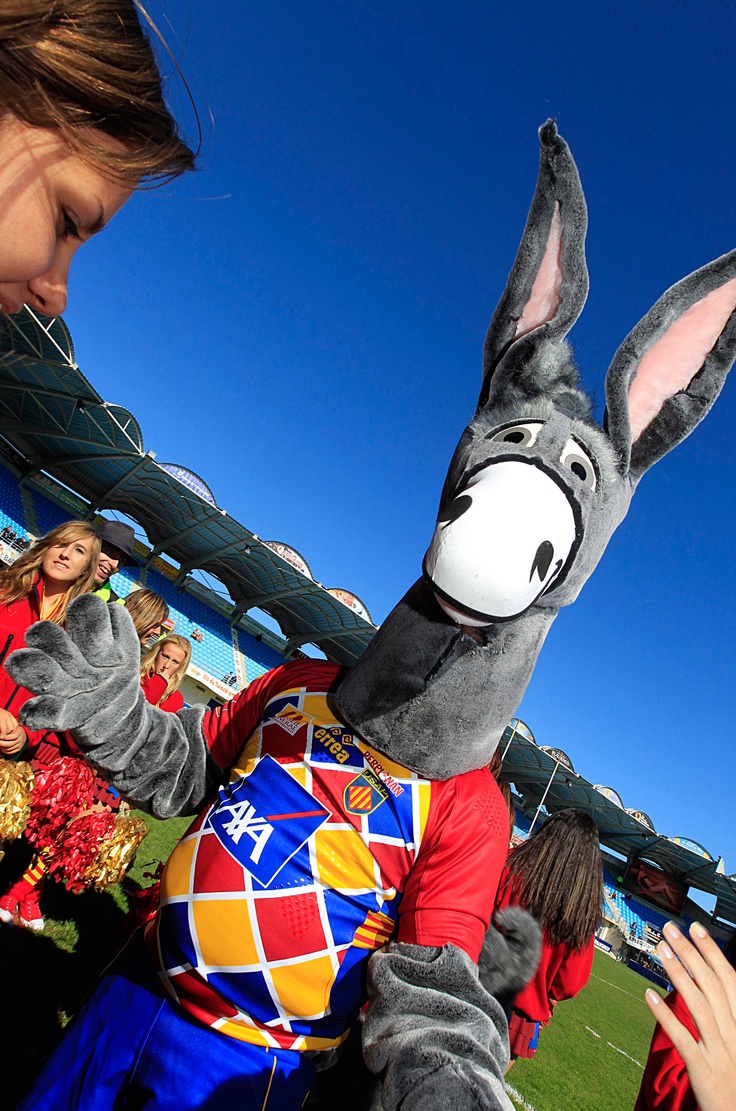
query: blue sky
[{"left": 60, "top": 2, "right": 736, "bottom": 890}]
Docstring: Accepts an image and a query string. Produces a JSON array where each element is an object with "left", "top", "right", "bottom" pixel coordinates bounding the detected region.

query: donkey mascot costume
[{"left": 10, "top": 121, "right": 736, "bottom": 1111}]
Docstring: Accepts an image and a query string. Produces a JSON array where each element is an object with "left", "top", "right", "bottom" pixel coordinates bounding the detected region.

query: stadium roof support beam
[
  {"left": 0, "top": 417, "right": 129, "bottom": 449},
  {"left": 143, "top": 510, "right": 228, "bottom": 566},
  {"left": 24, "top": 450, "right": 143, "bottom": 469},
  {"left": 241, "top": 585, "right": 316, "bottom": 610},
  {"left": 91, "top": 451, "right": 155, "bottom": 514},
  {"left": 177, "top": 536, "right": 258, "bottom": 578},
  {"left": 0, "top": 381, "right": 101, "bottom": 407},
  {"left": 527, "top": 759, "right": 560, "bottom": 837}
]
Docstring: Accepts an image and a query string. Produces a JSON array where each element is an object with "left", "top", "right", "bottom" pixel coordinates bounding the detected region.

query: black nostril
[
  {"left": 437, "top": 494, "right": 473, "bottom": 527},
  {"left": 530, "top": 541, "right": 554, "bottom": 582}
]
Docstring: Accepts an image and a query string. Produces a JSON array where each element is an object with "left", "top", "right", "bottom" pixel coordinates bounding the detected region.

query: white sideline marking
[
  {"left": 584, "top": 1024, "right": 644, "bottom": 1069},
  {"left": 607, "top": 1041, "right": 644, "bottom": 1068},
  {"left": 591, "top": 973, "right": 644, "bottom": 1001},
  {"left": 506, "top": 1083, "right": 540, "bottom": 1111}
]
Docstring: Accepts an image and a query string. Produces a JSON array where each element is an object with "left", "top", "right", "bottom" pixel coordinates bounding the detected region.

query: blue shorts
[{"left": 18, "top": 930, "right": 315, "bottom": 1110}]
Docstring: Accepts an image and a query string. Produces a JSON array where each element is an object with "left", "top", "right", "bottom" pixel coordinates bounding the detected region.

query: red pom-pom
[
  {"left": 25, "top": 756, "right": 97, "bottom": 851},
  {"left": 49, "top": 811, "right": 116, "bottom": 893}
]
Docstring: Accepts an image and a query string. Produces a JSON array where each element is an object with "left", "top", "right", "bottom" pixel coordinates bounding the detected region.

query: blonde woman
[
  {"left": 0, "top": 0, "right": 195, "bottom": 317},
  {"left": 0, "top": 520, "right": 100, "bottom": 930},
  {"left": 123, "top": 589, "right": 170, "bottom": 650},
  {"left": 140, "top": 634, "right": 192, "bottom": 713}
]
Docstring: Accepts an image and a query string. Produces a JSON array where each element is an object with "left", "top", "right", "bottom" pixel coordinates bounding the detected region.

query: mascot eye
[
  {"left": 489, "top": 421, "right": 544, "bottom": 446},
  {"left": 560, "top": 439, "right": 597, "bottom": 490}
]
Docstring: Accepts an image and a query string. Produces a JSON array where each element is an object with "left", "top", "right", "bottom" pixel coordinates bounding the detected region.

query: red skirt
[{"left": 508, "top": 1010, "right": 541, "bottom": 1058}]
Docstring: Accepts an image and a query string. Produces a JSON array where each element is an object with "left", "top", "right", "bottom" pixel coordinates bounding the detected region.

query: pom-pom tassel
[{"left": 0, "top": 758, "right": 34, "bottom": 848}]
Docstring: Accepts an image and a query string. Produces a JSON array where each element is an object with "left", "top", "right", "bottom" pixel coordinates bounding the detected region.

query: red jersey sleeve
[
  {"left": 142, "top": 673, "right": 167, "bottom": 706},
  {"left": 549, "top": 936, "right": 595, "bottom": 1003},
  {"left": 634, "top": 990, "right": 698, "bottom": 1111},
  {"left": 396, "top": 767, "right": 509, "bottom": 962},
  {"left": 203, "top": 660, "right": 342, "bottom": 771}
]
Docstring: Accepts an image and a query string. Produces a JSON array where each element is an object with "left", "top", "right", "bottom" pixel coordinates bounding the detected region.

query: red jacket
[
  {"left": 141, "top": 673, "right": 184, "bottom": 713},
  {"left": 0, "top": 579, "right": 42, "bottom": 720},
  {"left": 494, "top": 867, "right": 595, "bottom": 1023},
  {"left": 635, "top": 990, "right": 698, "bottom": 1111}
]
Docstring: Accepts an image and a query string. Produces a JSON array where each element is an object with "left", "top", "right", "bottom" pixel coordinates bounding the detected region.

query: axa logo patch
[
  {"left": 208, "top": 754, "right": 330, "bottom": 886},
  {"left": 271, "top": 705, "right": 314, "bottom": 735},
  {"left": 344, "top": 769, "right": 389, "bottom": 816}
]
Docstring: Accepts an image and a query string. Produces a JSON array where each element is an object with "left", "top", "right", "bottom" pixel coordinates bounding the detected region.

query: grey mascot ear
[
  {"left": 479, "top": 119, "right": 589, "bottom": 413},
  {"left": 605, "top": 247, "right": 736, "bottom": 483}
]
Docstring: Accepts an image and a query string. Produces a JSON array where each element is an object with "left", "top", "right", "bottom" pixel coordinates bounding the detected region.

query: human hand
[
  {"left": 645, "top": 920, "right": 736, "bottom": 1111},
  {"left": 0, "top": 707, "right": 27, "bottom": 754}
]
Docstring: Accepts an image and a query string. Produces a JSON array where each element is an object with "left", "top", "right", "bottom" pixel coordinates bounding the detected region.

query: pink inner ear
[
  {"left": 629, "top": 277, "right": 736, "bottom": 441},
  {"left": 515, "top": 202, "right": 563, "bottom": 338}
]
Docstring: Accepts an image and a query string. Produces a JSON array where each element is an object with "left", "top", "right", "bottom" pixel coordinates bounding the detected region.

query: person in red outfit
[
  {"left": 0, "top": 520, "right": 100, "bottom": 929},
  {"left": 140, "top": 634, "right": 192, "bottom": 713},
  {"left": 636, "top": 933, "right": 736, "bottom": 1111},
  {"left": 494, "top": 808, "right": 602, "bottom": 1062}
]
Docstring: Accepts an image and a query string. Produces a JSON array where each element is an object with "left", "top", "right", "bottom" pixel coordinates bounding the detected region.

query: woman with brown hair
[
  {"left": 0, "top": 520, "right": 100, "bottom": 929},
  {"left": 123, "top": 588, "right": 169, "bottom": 650},
  {"left": 0, "top": 519, "right": 100, "bottom": 757},
  {"left": 140, "top": 634, "right": 192, "bottom": 713},
  {"left": 0, "top": 0, "right": 195, "bottom": 317},
  {"left": 495, "top": 808, "right": 603, "bottom": 1063}
]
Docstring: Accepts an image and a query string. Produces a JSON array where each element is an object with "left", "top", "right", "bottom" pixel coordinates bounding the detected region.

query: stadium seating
[
  {"left": 30, "top": 487, "right": 77, "bottom": 537},
  {"left": 0, "top": 460, "right": 30, "bottom": 542}
]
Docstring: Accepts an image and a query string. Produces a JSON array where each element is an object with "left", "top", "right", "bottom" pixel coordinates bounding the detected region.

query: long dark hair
[{"left": 498, "top": 808, "right": 602, "bottom": 950}]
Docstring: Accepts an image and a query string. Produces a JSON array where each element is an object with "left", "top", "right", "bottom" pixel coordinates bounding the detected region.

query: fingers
[
  {"left": 106, "top": 600, "right": 144, "bottom": 658},
  {"left": 645, "top": 987, "right": 700, "bottom": 1063},
  {"left": 18, "top": 621, "right": 94, "bottom": 680},
  {"left": 6, "top": 645, "right": 81, "bottom": 694},
  {"left": 64, "top": 594, "right": 123, "bottom": 663},
  {"left": 654, "top": 922, "right": 733, "bottom": 1052}
]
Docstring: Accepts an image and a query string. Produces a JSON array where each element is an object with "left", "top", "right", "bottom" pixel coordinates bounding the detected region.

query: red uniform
[
  {"left": 141, "top": 673, "right": 184, "bottom": 713},
  {"left": 635, "top": 990, "right": 698, "bottom": 1111},
  {"left": 0, "top": 577, "right": 48, "bottom": 747},
  {"left": 494, "top": 867, "right": 595, "bottom": 1024}
]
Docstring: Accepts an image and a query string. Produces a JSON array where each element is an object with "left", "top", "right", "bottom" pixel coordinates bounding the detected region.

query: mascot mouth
[{"left": 423, "top": 460, "right": 580, "bottom": 626}]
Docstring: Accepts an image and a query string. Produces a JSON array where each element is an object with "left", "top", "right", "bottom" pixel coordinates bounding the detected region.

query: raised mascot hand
[
  {"left": 8, "top": 594, "right": 142, "bottom": 733},
  {"left": 7, "top": 594, "right": 216, "bottom": 817}
]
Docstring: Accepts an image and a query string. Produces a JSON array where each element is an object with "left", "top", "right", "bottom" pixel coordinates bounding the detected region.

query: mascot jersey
[{"left": 147, "top": 659, "right": 509, "bottom": 1053}]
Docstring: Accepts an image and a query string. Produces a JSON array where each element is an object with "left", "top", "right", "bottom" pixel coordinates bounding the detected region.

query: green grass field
[
  {"left": 506, "top": 950, "right": 662, "bottom": 1111},
  {"left": 0, "top": 816, "right": 663, "bottom": 1110}
]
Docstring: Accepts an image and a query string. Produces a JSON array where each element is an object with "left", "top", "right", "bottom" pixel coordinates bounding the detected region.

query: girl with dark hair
[
  {"left": 0, "top": 0, "right": 195, "bottom": 317},
  {"left": 495, "top": 808, "right": 603, "bottom": 1063}
]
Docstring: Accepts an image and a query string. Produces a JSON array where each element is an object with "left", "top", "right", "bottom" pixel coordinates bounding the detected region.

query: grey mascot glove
[
  {"left": 7, "top": 594, "right": 220, "bottom": 817},
  {"left": 363, "top": 910, "right": 541, "bottom": 1111}
]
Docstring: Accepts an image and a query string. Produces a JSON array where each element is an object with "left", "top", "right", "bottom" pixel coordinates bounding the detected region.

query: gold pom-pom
[
  {"left": 83, "top": 814, "right": 148, "bottom": 891},
  {"left": 0, "top": 759, "right": 34, "bottom": 842}
]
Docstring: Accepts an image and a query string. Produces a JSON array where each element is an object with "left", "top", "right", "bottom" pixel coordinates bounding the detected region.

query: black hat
[{"left": 96, "top": 520, "right": 137, "bottom": 563}]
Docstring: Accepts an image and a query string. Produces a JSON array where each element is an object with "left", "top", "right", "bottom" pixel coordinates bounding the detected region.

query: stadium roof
[
  {"left": 502, "top": 719, "right": 736, "bottom": 926},
  {"left": 0, "top": 309, "right": 377, "bottom": 665}
]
